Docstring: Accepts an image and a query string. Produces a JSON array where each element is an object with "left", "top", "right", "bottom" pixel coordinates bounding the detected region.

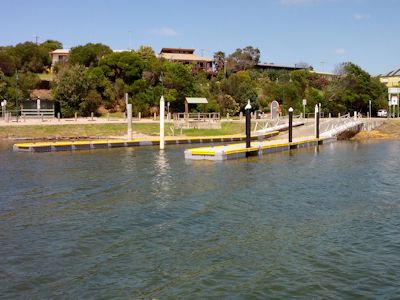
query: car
[{"left": 377, "top": 109, "right": 388, "bottom": 117}]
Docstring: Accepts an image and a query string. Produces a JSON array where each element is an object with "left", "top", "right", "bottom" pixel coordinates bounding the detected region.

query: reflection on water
[{"left": 0, "top": 141, "right": 400, "bottom": 298}]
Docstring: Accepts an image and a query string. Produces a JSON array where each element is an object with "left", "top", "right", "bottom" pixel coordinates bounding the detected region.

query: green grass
[
  {"left": 98, "top": 112, "right": 126, "bottom": 119},
  {"left": 38, "top": 73, "right": 53, "bottom": 81},
  {"left": 0, "top": 122, "right": 245, "bottom": 139}
]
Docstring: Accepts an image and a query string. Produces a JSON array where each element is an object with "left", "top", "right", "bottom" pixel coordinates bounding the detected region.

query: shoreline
[{"left": 1, "top": 119, "right": 399, "bottom": 142}]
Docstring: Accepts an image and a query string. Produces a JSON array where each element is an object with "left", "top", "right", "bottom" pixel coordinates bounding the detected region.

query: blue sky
[{"left": 1, "top": 0, "right": 399, "bottom": 75}]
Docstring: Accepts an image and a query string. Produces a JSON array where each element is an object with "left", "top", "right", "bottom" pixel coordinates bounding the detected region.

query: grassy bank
[{"left": 0, "top": 122, "right": 245, "bottom": 140}]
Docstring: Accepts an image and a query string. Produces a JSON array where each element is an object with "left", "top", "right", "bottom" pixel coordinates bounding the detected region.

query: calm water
[{"left": 1, "top": 141, "right": 400, "bottom": 298}]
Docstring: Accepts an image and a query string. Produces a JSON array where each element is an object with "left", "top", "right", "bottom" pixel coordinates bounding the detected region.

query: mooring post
[
  {"left": 245, "top": 100, "right": 252, "bottom": 154},
  {"left": 315, "top": 104, "right": 320, "bottom": 139},
  {"left": 160, "top": 95, "right": 165, "bottom": 150},
  {"left": 127, "top": 103, "right": 132, "bottom": 140},
  {"left": 288, "top": 107, "right": 293, "bottom": 143}
]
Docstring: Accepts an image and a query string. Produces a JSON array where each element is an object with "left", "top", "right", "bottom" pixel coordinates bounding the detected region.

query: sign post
[{"left": 388, "top": 88, "right": 400, "bottom": 118}]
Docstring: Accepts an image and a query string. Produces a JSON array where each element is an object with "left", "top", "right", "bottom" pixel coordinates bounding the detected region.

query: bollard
[
  {"left": 239, "top": 111, "right": 243, "bottom": 121},
  {"left": 139, "top": 112, "right": 141, "bottom": 120},
  {"left": 154, "top": 113, "right": 157, "bottom": 121},
  {"left": 245, "top": 100, "right": 252, "bottom": 154},
  {"left": 227, "top": 113, "right": 229, "bottom": 119},
  {"left": 354, "top": 111, "right": 357, "bottom": 121},
  {"left": 57, "top": 112, "right": 60, "bottom": 122},
  {"left": 107, "top": 112, "right": 110, "bottom": 121},
  {"left": 338, "top": 113, "right": 341, "bottom": 118},
  {"left": 41, "top": 113, "right": 44, "bottom": 122},
  {"left": 288, "top": 107, "right": 293, "bottom": 143},
  {"left": 23, "top": 114, "right": 26, "bottom": 122},
  {"left": 167, "top": 112, "right": 171, "bottom": 122},
  {"left": 91, "top": 112, "right": 94, "bottom": 121},
  {"left": 329, "top": 113, "right": 331, "bottom": 118},
  {"left": 75, "top": 112, "right": 77, "bottom": 122}
]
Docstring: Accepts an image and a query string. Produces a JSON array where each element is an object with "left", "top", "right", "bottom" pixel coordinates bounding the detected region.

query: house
[
  {"left": 159, "top": 48, "right": 213, "bottom": 73},
  {"left": 254, "top": 63, "right": 305, "bottom": 72},
  {"left": 49, "top": 49, "right": 70, "bottom": 69},
  {"left": 379, "top": 67, "right": 400, "bottom": 87}
]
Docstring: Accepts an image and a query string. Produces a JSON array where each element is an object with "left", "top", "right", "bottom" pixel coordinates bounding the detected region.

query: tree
[
  {"left": 227, "top": 46, "right": 260, "bottom": 72},
  {"left": 221, "top": 70, "right": 258, "bottom": 110},
  {"left": 99, "top": 51, "right": 143, "bottom": 84},
  {"left": 53, "top": 64, "right": 95, "bottom": 117},
  {"left": 0, "top": 49, "right": 17, "bottom": 75},
  {"left": 213, "top": 51, "right": 226, "bottom": 73},
  {"left": 137, "top": 45, "right": 156, "bottom": 60},
  {"left": 69, "top": 43, "right": 112, "bottom": 67},
  {"left": 40, "top": 40, "right": 63, "bottom": 52},
  {"left": 162, "top": 62, "right": 198, "bottom": 112},
  {"left": 218, "top": 94, "right": 240, "bottom": 115},
  {"left": 11, "top": 42, "right": 49, "bottom": 73},
  {"left": 328, "top": 62, "right": 387, "bottom": 114}
]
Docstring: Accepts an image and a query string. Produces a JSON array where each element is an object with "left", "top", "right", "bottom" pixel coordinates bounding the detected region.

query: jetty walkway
[{"left": 184, "top": 115, "right": 384, "bottom": 161}]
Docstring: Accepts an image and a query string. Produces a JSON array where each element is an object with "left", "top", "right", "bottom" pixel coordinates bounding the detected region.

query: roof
[
  {"left": 160, "top": 52, "right": 212, "bottom": 62},
  {"left": 382, "top": 68, "right": 400, "bottom": 77},
  {"left": 255, "top": 63, "right": 304, "bottom": 70},
  {"left": 185, "top": 97, "right": 208, "bottom": 104},
  {"left": 161, "top": 48, "right": 195, "bottom": 54},
  {"left": 49, "top": 49, "right": 70, "bottom": 55}
]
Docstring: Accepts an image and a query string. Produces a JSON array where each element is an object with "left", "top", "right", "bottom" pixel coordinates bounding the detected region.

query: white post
[
  {"left": 125, "top": 93, "right": 128, "bottom": 108},
  {"left": 315, "top": 104, "right": 319, "bottom": 138},
  {"left": 354, "top": 111, "right": 357, "bottom": 121},
  {"left": 127, "top": 103, "right": 132, "bottom": 140},
  {"left": 160, "top": 95, "right": 165, "bottom": 150},
  {"left": 37, "top": 98, "right": 40, "bottom": 118},
  {"left": 369, "top": 100, "right": 372, "bottom": 118}
]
